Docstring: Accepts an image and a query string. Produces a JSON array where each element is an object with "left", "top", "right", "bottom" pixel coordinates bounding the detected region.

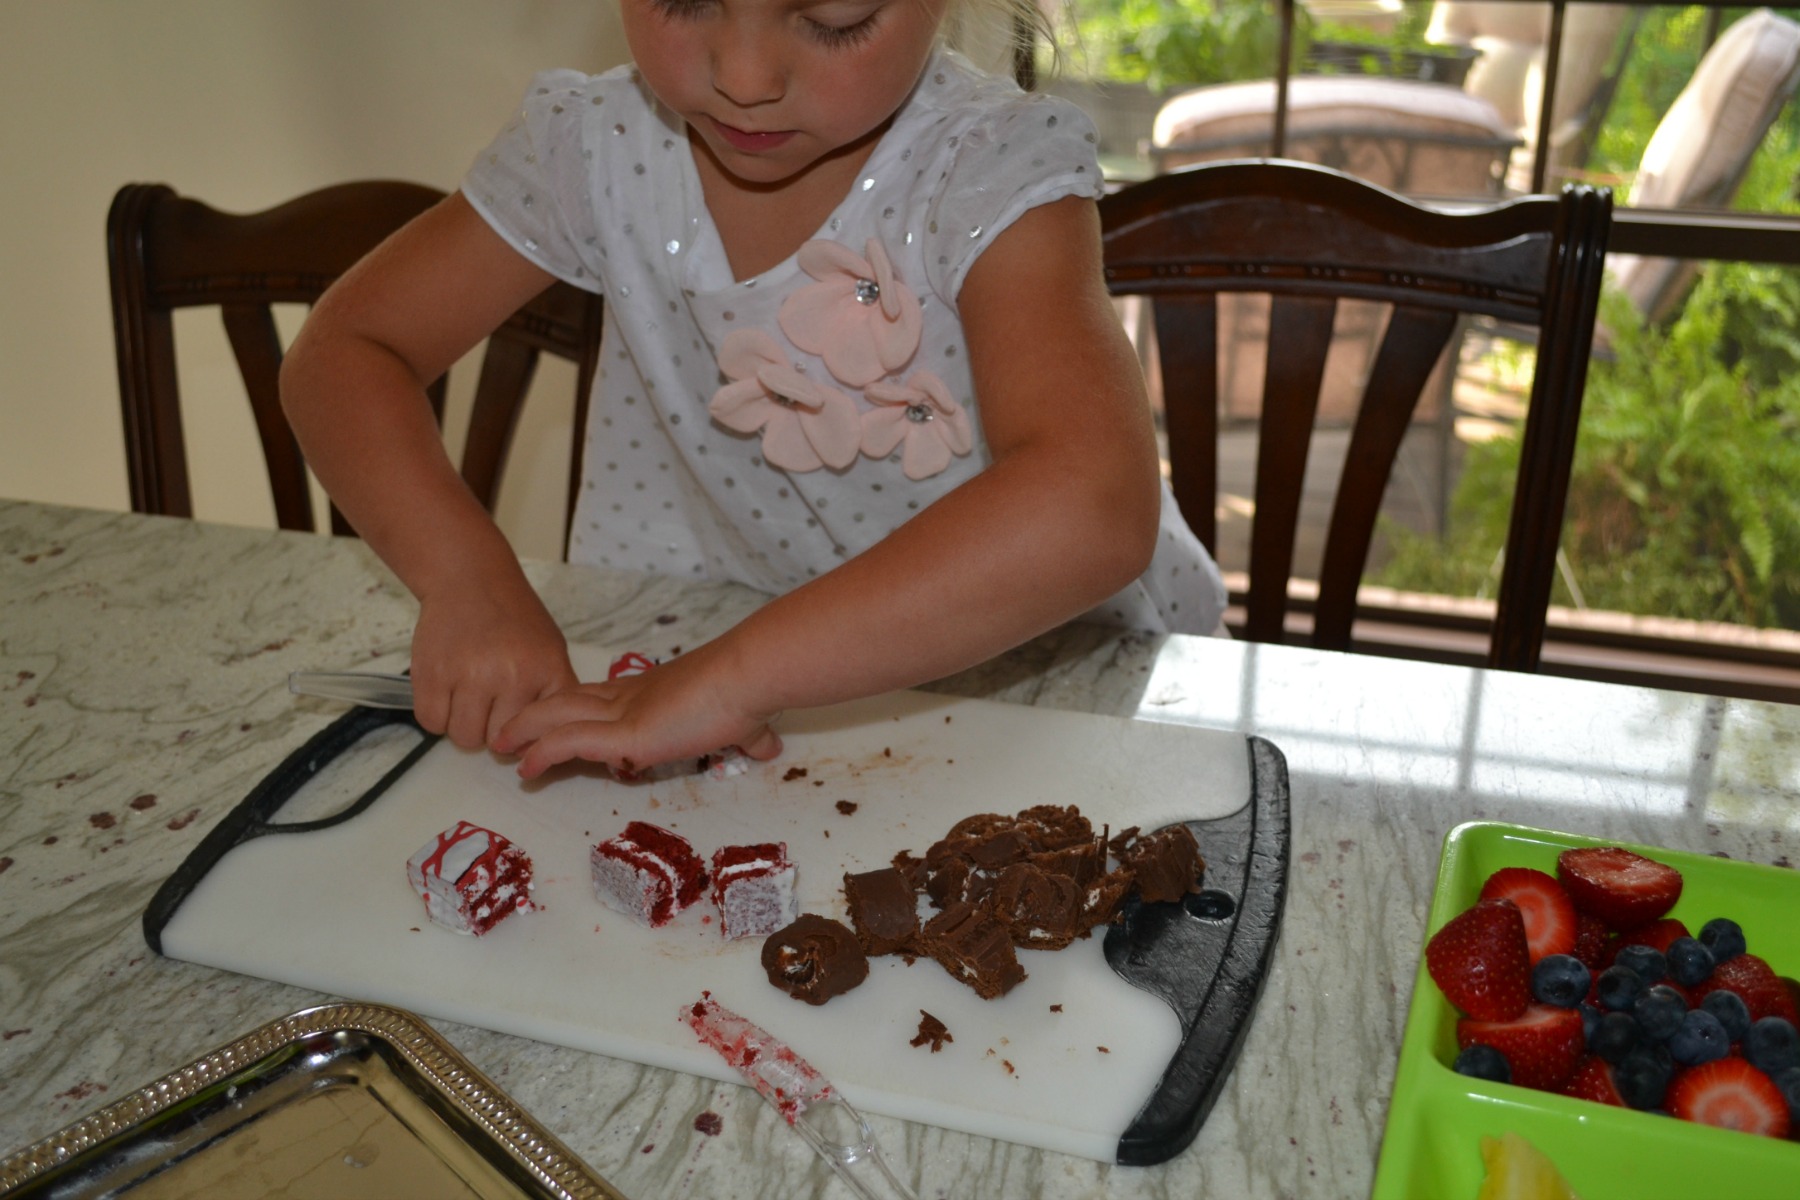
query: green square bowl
[{"left": 1372, "top": 821, "right": 1800, "bottom": 1199}]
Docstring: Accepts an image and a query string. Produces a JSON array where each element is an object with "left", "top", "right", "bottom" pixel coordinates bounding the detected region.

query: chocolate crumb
[
  {"left": 1002, "top": 1060, "right": 1014, "bottom": 1074},
  {"left": 656, "top": 613, "right": 679, "bottom": 625},
  {"left": 693, "top": 1111, "right": 723, "bottom": 1136},
  {"left": 835, "top": 800, "right": 858, "bottom": 816},
  {"left": 0, "top": 857, "right": 12, "bottom": 875},
  {"left": 783, "top": 766, "right": 809, "bottom": 781},
  {"left": 410, "top": 927, "right": 421, "bottom": 932},
  {"left": 166, "top": 809, "right": 200, "bottom": 831},
  {"left": 43, "top": 836, "right": 57, "bottom": 845},
  {"left": 883, "top": 747, "right": 891, "bottom": 757},
  {"left": 641, "top": 1144, "right": 655, "bottom": 1154},
  {"left": 129, "top": 794, "right": 157, "bottom": 811},
  {"left": 1050, "top": 1004, "right": 1063, "bottom": 1013},
  {"left": 1098, "top": 1046, "right": 1110, "bottom": 1054},
  {"left": 910, "top": 1011, "right": 953, "bottom": 1052},
  {"left": 88, "top": 813, "right": 116, "bottom": 830}
]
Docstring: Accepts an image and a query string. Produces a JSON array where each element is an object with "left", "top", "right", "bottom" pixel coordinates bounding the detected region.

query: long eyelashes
[{"left": 642, "top": 0, "right": 882, "bottom": 50}]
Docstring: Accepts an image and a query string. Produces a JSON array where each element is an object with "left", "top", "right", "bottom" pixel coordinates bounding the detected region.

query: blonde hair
[{"left": 943, "top": 0, "right": 1060, "bottom": 85}]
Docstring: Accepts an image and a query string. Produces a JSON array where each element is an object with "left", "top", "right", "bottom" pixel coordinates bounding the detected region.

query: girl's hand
[
  {"left": 493, "top": 640, "right": 783, "bottom": 778},
  {"left": 409, "top": 581, "right": 578, "bottom": 750}
]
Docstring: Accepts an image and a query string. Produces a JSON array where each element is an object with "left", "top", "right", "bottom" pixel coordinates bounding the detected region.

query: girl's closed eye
[{"left": 803, "top": 2, "right": 885, "bottom": 48}]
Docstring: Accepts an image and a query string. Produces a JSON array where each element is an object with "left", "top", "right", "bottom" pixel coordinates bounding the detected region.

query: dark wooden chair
[
  {"left": 1100, "top": 159, "right": 1612, "bottom": 672},
  {"left": 107, "top": 181, "right": 603, "bottom": 545}
]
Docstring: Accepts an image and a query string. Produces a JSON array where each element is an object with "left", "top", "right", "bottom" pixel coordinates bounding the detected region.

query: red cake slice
[
  {"left": 710, "top": 842, "right": 798, "bottom": 940},
  {"left": 405, "top": 821, "right": 534, "bottom": 936},
  {"left": 590, "top": 820, "right": 708, "bottom": 927}
]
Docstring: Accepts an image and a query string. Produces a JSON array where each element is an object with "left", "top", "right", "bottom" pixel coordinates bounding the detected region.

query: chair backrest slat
[
  {"left": 1101, "top": 160, "right": 1612, "bottom": 671},
  {"left": 1246, "top": 293, "right": 1335, "bottom": 643},
  {"left": 1150, "top": 295, "right": 1219, "bottom": 550},
  {"left": 107, "top": 181, "right": 604, "bottom": 550}
]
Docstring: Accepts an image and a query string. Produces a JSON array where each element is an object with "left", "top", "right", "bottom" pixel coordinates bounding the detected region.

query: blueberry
[
  {"left": 1669, "top": 1008, "right": 1731, "bottom": 1066},
  {"left": 1591, "top": 1011, "right": 1644, "bottom": 1064},
  {"left": 1665, "top": 937, "right": 1715, "bottom": 987},
  {"left": 1698, "top": 917, "right": 1747, "bottom": 962},
  {"left": 1453, "top": 1043, "right": 1512, "bottom": 1084},
  {"left": 1632, "top": 985, "right": 1688, "bottom": 1042},
  {"left": 1580, "top": 1003, "right": 1603, "bottom": 1043},
  {"left": 1614, "top": 1045, "right": 1674, "bottom": 1110},
  {"left": 1774, "top": 1066, "right": 1800, "bottom": 1125},
  {"left": 1745, "top": 1017, "right": 1800, "bottom": 1075},
  {"left": 1699, "top": 989, "right": 1752, "bottom": 1042},
  {"left": 1615, "top": 944, "right": 1668, "bottom": 985},
  {"left": 1532, "top": 954, "right": 1592, "bottom": 1008},
  {"left": 1597, "top": 964, "right": 1646, "bottom": 1011}
]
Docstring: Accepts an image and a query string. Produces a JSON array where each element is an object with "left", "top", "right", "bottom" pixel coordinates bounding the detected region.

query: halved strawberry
[
  {"left": 1562, "top": 1054, "right": 1625, "bottom": 1106},
  {"left": 1556, "top": 847, "right": 1683, "bottom": 931},
  {"left": 1572, "top": 912, "right": 1614, "bottom": 971},
  {"left": 1457, "top": 1004, "right": 1586, "bottom": 1091},
  {"left": 1617, "top": 916, "right": 1691, "bottom": 954},
  {"left": 1478, "top": 868, "right": 1577, "bottom": 964},
  {"left": 1692, "top": 954, "right": 1800, "bottom": 1025},
  {"left": 1667, "top": 1058, "right": 1792, "bottom": 1138},
  {"left": 1426, "top": 899, "right": 1532, "bottom": 1021}
]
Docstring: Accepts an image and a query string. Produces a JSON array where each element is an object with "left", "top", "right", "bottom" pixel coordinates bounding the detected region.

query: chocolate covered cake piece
[
  {"left": 920, "top": 901, "right": 1025, "bottom": 1000},
  {"left": 990, "top": 862, "right": 1085, "bottom": 950},
  {"left": 843, "top": 866, "right": 919, "bottom": 956},
  {"left": 761, "top": 913, "right": 869, "bottom": 1005},
  {"left": 1116, "top": 823, "right": 1204, "bottom": 904}
]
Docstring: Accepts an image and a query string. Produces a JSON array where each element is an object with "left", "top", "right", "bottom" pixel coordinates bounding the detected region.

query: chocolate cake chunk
[
  {"left": 1082, "top": 870, "right": 1135, "bottom": 927},
  {"left": 922, "top": 848, "right": 975, "bottom": 910},
  {"left": 909, "top": 1010, "right": 953, "bottom": 1052},
  {"left": 1014, "top": 804, "right": 1094, "bottom": 852},
  {"left": 991, "top": 862, "right": 1084, "bottom": 950},
  {"left": 843, "top": 866, "right": 919, "bottom": 955},
  {"left": 1117, "top": 823, "right": 1204, "bottom": 904},
  {"left": 945, "top": 812, "right": 1013, "bottom": 841},
  {"left": 966, "top": 827, "right": 1031, "bottom": 869},
  {"left": 760, "top": 914, "right": 869, "bottom": 1005},
  {"left": 920, "top": 901, "right": 1025, "bottom": 1000},
  {"left": 1031, "top": 838, "right": 1106, "bottom": 889}
]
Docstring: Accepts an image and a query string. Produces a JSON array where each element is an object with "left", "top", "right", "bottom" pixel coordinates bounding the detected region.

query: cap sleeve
[
  {"left": 461, "top": 69, "right": 604, "bottom": 292},
  {"left": 922, "top": 93, "right": 1105, "bottom": 301}
]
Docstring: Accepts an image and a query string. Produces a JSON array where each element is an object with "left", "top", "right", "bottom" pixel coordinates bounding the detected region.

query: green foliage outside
[
  {"left": 1376, "top": 7, "right": 1800, "bottom": 631},
  {"left": 1051, "top": 0, "right": 1305, "bottom": 91}
]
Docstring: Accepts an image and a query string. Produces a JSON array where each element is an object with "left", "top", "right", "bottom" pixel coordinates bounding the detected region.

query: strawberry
[
  {"left": 1667, "top": 1057, "right": 1792, "bottom": 1138},
  {"left": 1426, "top": 899, "right": 1532, "bottom": 1020},
  {"left": 1571, "top": 912, "right": 1613, "bottom": 971},
  {"left": 1458, "top": 1004, "right": 1586, "bottom": 1091},
  {"left": 1561, "top": 1054, "right": 1625, "bottom": 1106},
  {"left": 1556, "top": 846, "right": 1683, "bottom": 931},
  {"left": 1692, "top": 954, "right": 1800, "bottom": 1025},
  {"left": 1478, "top": 868, "right": 1578, "bottom": 964},
  {"left": 1617, "top": 916, "right": 1691, "bottom": 954}
]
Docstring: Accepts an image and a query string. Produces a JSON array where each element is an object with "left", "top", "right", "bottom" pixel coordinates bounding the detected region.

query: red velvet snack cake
[
  {"left": 710, "top": 842, "right": 798, "bottom": 940},
  {"left": 405, "top": 821, "right": 535, "bottom": 936},
  {"left": 590, "top": 820, "right": 708, "bottom": 927}
]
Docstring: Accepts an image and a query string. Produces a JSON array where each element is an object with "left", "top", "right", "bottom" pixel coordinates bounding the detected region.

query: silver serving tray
[{"left": 0, "top": 1003, "right": 627, "bottom": 1200}]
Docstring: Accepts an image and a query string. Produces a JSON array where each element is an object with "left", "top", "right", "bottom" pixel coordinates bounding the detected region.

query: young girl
[{"left": 280, "top": 0, "right": 1226, "bottom": 777}]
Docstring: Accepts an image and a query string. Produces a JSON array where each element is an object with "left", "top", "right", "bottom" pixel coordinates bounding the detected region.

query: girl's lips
[{"left": 710, "top": 117, "right": 796, "bottom": 154}]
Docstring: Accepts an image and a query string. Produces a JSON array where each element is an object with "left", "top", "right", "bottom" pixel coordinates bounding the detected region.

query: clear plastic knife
[
  {"left": 287, "top": 670, "right": 414, "bottom": 710},
  {"left": 682, "top": 994, "right": 919, "bottom": 1200}
]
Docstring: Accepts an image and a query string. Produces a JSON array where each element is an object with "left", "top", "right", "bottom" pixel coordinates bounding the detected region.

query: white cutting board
[{"left": 161, "top": 654, "right": 1252, "bottom": 1162}]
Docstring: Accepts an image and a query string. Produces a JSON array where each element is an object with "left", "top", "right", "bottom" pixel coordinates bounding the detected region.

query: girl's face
[{"left": 624, "top": 0, "right": 948, "bottom": 188}]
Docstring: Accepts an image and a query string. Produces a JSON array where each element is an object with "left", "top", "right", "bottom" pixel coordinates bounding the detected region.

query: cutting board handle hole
[{"left": 1183, "top": 890, "right": 1236, "bottom": 921}]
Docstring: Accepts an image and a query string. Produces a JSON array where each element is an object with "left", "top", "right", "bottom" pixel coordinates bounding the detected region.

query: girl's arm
[
  {"left": 497, "top": 195, "right": 1159, "bottom": 776},
  {"left": 280, "top": 194, "right": 580, "bottom": 748}
]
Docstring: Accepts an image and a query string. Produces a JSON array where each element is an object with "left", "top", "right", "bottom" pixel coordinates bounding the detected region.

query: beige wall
[{"left": 0, "top": 1, "right": 629, "bottom": 561}]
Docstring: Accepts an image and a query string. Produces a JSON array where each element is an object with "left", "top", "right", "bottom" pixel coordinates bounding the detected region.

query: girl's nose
[{"left": 711, "top": 26, "right": 786, "bottom": 107}]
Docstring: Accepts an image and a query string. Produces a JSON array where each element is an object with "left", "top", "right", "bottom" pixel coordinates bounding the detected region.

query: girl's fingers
[
  {"left": 494, "top": 688, "right": 623, "bottom": 753},
  {"left": 445, "top": 687, "right": 496, "bottom": 750},
  {"left": 515, "top": 721, "right": 622, "bottom": 780},
  {"left": 737, "top": 725, "right": 783, "bottom": 761}
]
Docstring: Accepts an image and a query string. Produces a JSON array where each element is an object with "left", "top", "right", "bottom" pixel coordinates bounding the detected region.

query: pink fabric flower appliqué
[
  {"left": 778, "top": 238, "right": 922, "bottom": 388},
  {"left": 710, "top": 329, "right": 860, "bottom": 472},
  {"left": 862, "top": 371, "right": 973, "bottom": 481}
]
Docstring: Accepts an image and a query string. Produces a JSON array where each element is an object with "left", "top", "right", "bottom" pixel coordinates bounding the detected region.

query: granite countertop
[{"left": 3, "top": 498, "right": 1798, "bottom": 1199}]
